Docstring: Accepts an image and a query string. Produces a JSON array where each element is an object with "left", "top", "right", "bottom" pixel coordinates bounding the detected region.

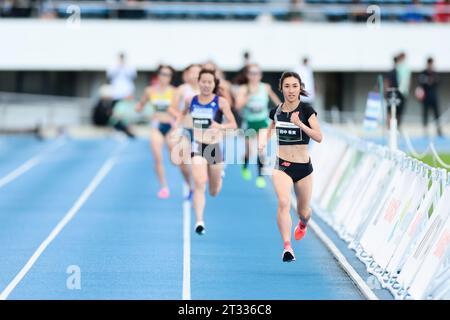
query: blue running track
[{"left": 0, "top": 137, "right": 364, "bottom": 300}]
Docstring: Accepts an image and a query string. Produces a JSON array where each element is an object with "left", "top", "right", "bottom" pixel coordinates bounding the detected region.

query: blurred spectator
[
  {"left": 418, "top": 57, "right": 443, "bottom": 136},
  {"left": 434, "top": 0, "right": 450, "bottom": 22},
  {"left": 39, "top": 1, "right": 57, "bottom": 20},
  {"left": 92, "top": 84, "right": 114, "bottom": 127},
  {"left": 243, "top": 51, "right": 251, "bottom": 67},
  {"left": 295, "top": 57, "right": 316, "bottom": 105},
  {"left": 288, "top": 0, "right": 304, "bottom": 22},
  {"left": 386, "top": 56, "right": 399, "bottom": 91},
  {"left": 396, "top": 52, "right": 411, "bottom": 127},
  {"left": 117, "top": 0, "right": 145, "bottom": 19},
  {"left": 401, "top": 0, "right": 427, "bottom": 23},
  {"left": 107, "top": 52, "right": 137, "bottom": 104},
  {"left": 0, "top": 0, "right": 446, "bottom": 23},
  {"left": 385, "top": 55, "right": 401, "bottom": 129},
  {"left": 1, "top": 0, "right": 32, "bottom": 17},
  {"left": 349, "top": 0, "right": 368, "bottom": 23}
]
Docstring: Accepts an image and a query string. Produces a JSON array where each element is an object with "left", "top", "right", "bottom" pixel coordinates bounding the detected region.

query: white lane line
[
  {"left": 0, "top": 142, "right": 125, "bottom": 300},
  {"left": 293, "top": 199, "right": 379, "bottom": 300},
  {"left": 182, "top": 183, "right": 191, "bottom": 300},
  {"left": 0, "top": 138, "right": 66, "bottom": 190}
]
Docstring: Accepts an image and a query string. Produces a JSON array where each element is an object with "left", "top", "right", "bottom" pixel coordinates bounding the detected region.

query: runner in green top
[{"left": 235, "top": 64, "right": 281, "bottom": 188}]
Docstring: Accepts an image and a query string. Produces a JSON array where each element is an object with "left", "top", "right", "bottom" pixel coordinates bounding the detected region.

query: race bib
[
  {"left": 276, "top": 121, "right": 302, "bottom": 143},
  {"left": 192, "top": 108, "right": 213, "bottom": 129},
  {"left": 247, "top": 102, "right": 265, "bottom": 113},
  {"left": 154, "top": 100, "right": 169, "bottom": 112}
]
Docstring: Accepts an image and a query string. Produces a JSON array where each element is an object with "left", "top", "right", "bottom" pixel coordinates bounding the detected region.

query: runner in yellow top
[{"left": 136, "top": 65, "right": 176, "bottom": 199}]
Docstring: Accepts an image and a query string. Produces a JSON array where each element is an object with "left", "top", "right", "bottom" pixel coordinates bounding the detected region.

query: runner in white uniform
[{"left": 168, "top": 64, "right": 202, "bottom": 200}]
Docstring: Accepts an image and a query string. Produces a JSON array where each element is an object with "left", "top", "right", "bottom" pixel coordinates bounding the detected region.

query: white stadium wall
[{"left": 1, "top": 19, "right": 450, "bottom": 72}]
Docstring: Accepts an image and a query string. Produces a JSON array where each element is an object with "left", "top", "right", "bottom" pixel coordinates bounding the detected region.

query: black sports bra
[{"left": 269, "top": 102, "right": 317, "bottom": 146}]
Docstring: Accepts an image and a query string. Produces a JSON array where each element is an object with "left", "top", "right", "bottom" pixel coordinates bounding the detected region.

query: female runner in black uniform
[{"left": 259, "top": 72, "right": 323, "bottom": 262}]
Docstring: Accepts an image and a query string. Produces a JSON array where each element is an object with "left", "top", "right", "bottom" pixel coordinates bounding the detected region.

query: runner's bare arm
[
  {"left": 211, "top": 97, "right": 237, "bottom": 130},
  {"left": 266, "top": 84, "right": 282, "bottom": 106},
  {"left": 291, "top": 112, "right": 323, "bottom": 143},
  {"left": 235, "top": 85, "right": 250, "bottom": 111},
  {"left": 174, "top": 96, "right": 192, "bottom": 128},
  {"left": 258, "top": 120, "right": 275, "bottom": 152}
]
